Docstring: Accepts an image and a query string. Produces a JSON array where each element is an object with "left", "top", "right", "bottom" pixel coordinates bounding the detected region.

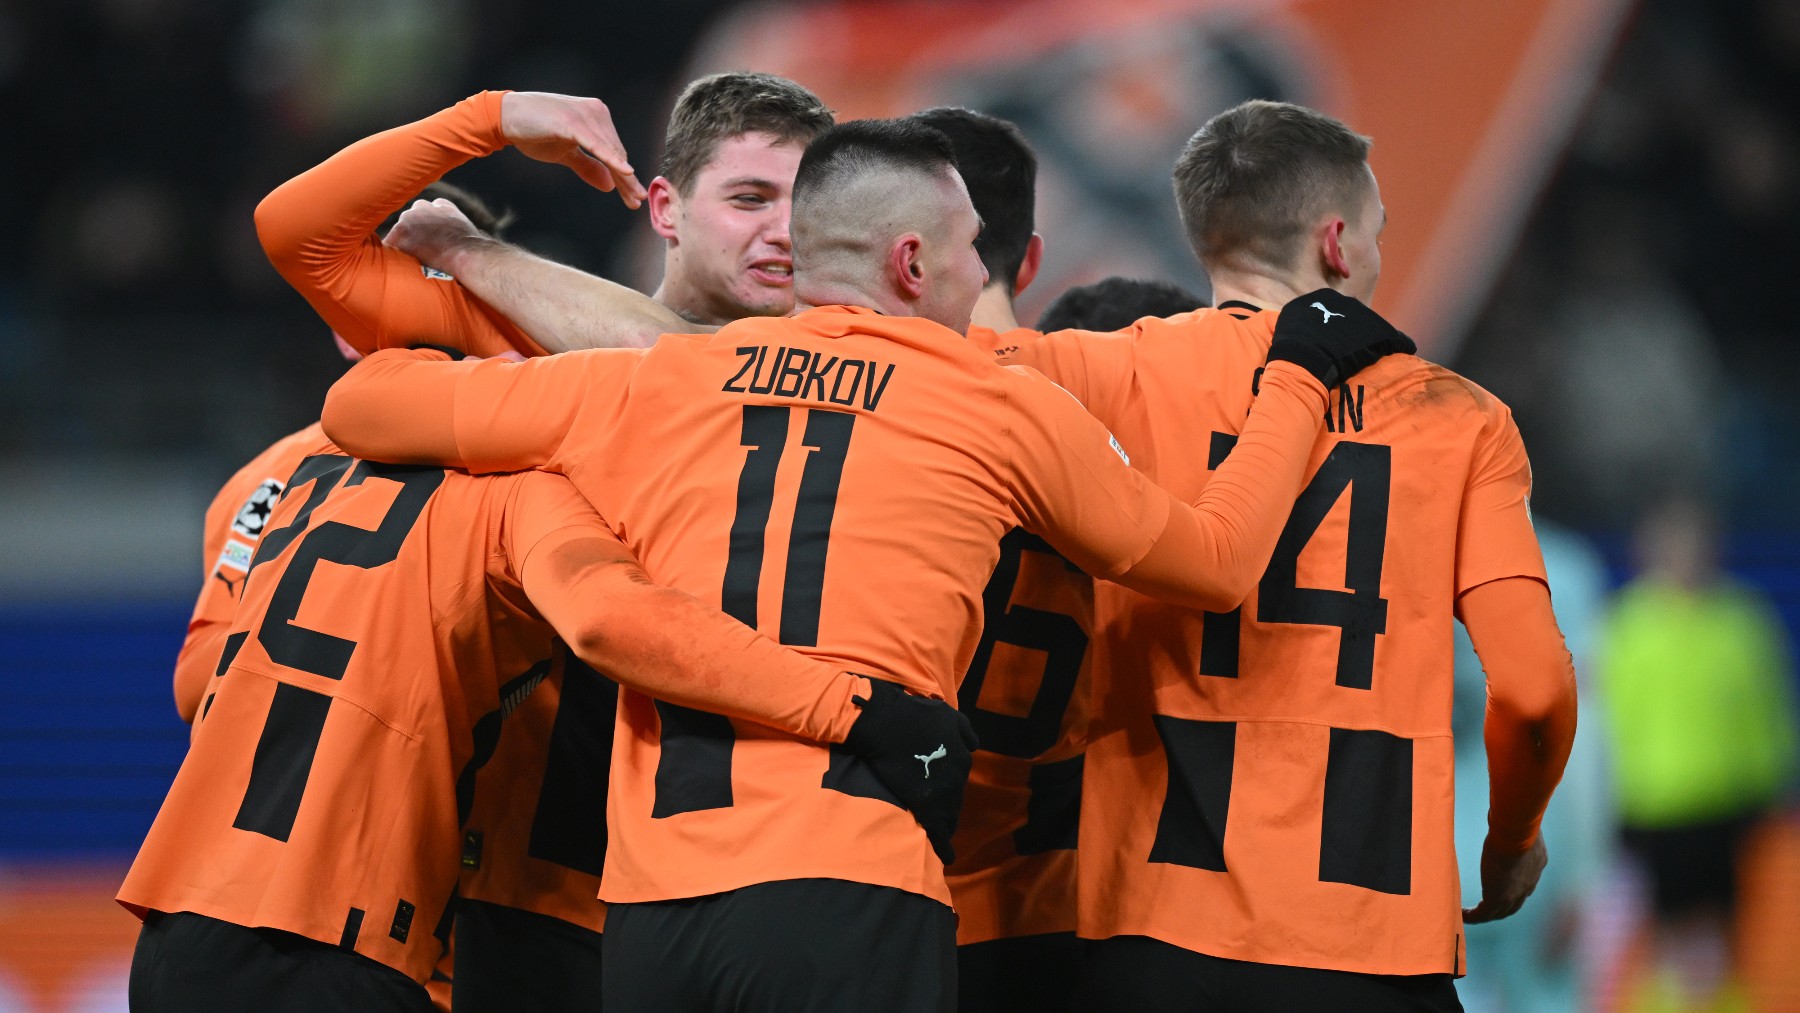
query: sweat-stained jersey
[
  {"left": 174, "top": 423, "right": 331, "bottom": 726},
  {"left": 255, "top": 90, "right": 542, "bottom": 359},
  {"left": 948, "top": 324, "right": 1095, "bottom": 945},
  {"left": 998, "top": 303, "right": 1549, "bottom": 976},
  {"left": 320, "top": 304, "right": 1333, "bottom": 910}
]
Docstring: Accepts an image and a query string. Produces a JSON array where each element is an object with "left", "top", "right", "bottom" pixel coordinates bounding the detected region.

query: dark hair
[
  {"left": 912, "top": 107, "right": 1036, "bottom": 293},
  {"left": 1037, "top": 276, "right": 1207, "bottom": 331},
  {"left": 1172, "top": 100, "right": 1372, "bottom": 270},
  {"left": 378, "top": 180, "right": 513, "bottom": 239},
  {"left": 792, "top": 118, "right": 960, "bottom": 207},
  {"left": 659, "top": 72, "right": 835, "bottom": 194}
]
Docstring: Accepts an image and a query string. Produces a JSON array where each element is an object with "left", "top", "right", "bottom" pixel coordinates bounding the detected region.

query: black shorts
[
  {"left": 1621, "top": 811, "right": 1760, "bottom": 918},
  {"left": 129, "top": 910, "right": 431, "bottom": 1013},
  {"left": 602, "top": 878, "right": 956, "bottom": 1013},
  {"left": 1081, "top": 935, "right": 1463, "bottom": 1013},
  {"left": 451, "top": 898, "right": 604, "bottom": 1011},
  {"left": 958, "top": 931, "right": 1081, "bottom": 1013}
]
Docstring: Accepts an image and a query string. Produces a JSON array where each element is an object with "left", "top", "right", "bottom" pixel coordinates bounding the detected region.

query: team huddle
[{"left": 119, "top": 72, "right": 1578, "bottom": 1013}]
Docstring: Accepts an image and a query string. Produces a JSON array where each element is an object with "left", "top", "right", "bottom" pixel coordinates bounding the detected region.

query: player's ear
[
  {"left": 1012, "top": 233, "right": 1045, "bottom": 296},
  {"left": 648, "top": 177, "right": 680, "bottom": 241},
  {"left": 1320, "top": 216, "right": 1351, "bottom": 281},
  {"left": 890, "top": 234, "right": 926, "bottom": 301}
]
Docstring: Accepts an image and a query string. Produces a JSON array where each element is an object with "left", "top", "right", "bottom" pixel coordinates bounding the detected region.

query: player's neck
[
  {"left": 794, "top": 276, "right": 907, "bottom": 317},
  {"left": 653, "top": 272, "right": 725, "bottom": 327},
  {"left": 1207, "top": 269, "right": 1322, "bottom": 314},
  {"left": 969, "top": 285, "right": 1019, "bottom": 333}
]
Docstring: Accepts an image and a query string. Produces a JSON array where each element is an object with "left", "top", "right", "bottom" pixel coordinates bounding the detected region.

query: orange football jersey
[
  {"left": 455, "top": 642, "right": 611, "bottom": 933},
  {"left": 321, "top": 304, "right": 1332, "bottom": 910},
  {"left": 255, "top": 90, "right": 542, "bottom": 359},
  {"left": 123, "top": 440, "right": 865, "bottom": 982},
  {"left": 999, "top": 303, "right": 1549, "bottom": 976},
  {"left": 175, "top": 423, "right": 332, "bottom": 726}
]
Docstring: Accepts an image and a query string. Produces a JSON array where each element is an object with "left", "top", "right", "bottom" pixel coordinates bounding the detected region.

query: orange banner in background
[{"left": 684, "top": 0, "right": 1636, "bottom": 355}]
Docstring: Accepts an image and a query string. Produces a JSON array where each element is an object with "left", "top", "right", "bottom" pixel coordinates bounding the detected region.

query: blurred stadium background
[{"left": 2, "top": 0, "right": 1797, "bottom": 1009}]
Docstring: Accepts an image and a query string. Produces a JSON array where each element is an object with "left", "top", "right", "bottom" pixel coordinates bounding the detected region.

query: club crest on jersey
[
  {"left": 231, "top": 478, "right": 286, "bottom": 539},
  {"left": 1109, "top": 434, "right": 1131, "bottom": 466},
  {"left": 420, "top": 265, "right": 455, "bottom": 281}
]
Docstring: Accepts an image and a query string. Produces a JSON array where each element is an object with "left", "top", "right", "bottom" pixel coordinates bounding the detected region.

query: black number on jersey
[
  {"left": 653, "top": 405, "right": 857, "bottom": 818},
  {"left": 1195, "top": 438, "right": 1391, "bottom": 687},
  {"left": 959, "top": 529, "right": 1088, "bottom": 760},
  {"left": 1154, "top": 437, "right": 1399, "bottom": 886},
  {"left": 230, "top": 457, "right": 444, "bottom": 841}
]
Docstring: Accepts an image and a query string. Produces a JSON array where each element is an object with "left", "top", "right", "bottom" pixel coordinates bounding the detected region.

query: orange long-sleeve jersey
[
  {"left": 175, "top": 423, "right": 331, "bottom": 726},
  {"left": 120, "top": 439, "right": 869, "bottom": 983},
  {"left": 319, "top": 305, "right": 1332, "bottom": 908},
  {"left": 254, "top": 90, "right": 541, "bottom": 359},
  {"left": 994, "top": 303, "right": 1575, "bottom": 976}
]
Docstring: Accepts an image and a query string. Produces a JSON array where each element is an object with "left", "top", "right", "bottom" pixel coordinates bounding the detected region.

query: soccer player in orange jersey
[
  {"left": 319, "top": 117, "right": 1412, "bottom": 1012},
  {"left": 972, "top": 101, "right": 1579, "bottom": 1011},
  {"left": 178, "top": 182, "right": 513, "bottom": 733},
  {"left": 906, "top": 105, "right": 1088, "bottom": 1013},
  {"left": 253, "top": 77, "right": 833, "bottom": 1009},
  {"left": 122, "top": 428, "right": 972, "bottom": 1011},
  {"left": 326, "top": 73, "right": 836, "bottom": 359}
]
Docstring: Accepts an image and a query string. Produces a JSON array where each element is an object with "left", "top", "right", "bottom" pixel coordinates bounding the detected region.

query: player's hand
[
  {"left": 842, "top": 676, "right": 978, "bottom": 865},
  {"left": 1268, "top": 288, "right": 1416, "bottom": 387},
  {"left": 500, "top": 91, "right": 646, "bottom": 209},
  {"left": 1462, "top": 833, "right": 1548, "bottom": 924},
  {"left": 384, "top": 198, "right": 486, "bottom": 271}
]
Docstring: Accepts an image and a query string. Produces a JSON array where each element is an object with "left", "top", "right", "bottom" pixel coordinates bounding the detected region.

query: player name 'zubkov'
[{"left": 721, "top": 344, "right": 897, "bottom": 412}]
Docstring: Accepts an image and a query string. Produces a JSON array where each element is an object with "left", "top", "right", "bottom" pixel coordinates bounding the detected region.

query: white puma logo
[
  {"left": 915, "top": 745, "right": 948, "bottom": 777},
  {"left": 1312, "top": 301, "right": 1344, "bottom": 323}
]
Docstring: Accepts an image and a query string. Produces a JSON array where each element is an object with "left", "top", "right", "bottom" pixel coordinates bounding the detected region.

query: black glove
[
  {"left": 1267, "top": 288, "right": 1416, "bottom": 388},
  {"left": 843, "top": 676, "right": 978, "bottom": 865}
]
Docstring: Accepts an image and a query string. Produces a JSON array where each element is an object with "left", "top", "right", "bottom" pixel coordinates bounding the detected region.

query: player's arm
[
  {"left": 1458, "top": 575, "right": 1576, "bottom": 923},
  {"left": 1450, "top": 401, "right": 1577, "bottom": 922},
  {"left": 1011, "top": 359, "right": 1325, "bottom": 612},
  {"left": 384, "top": 200, "right": 709, "bottom": 353},
  {"left": 506, "top": 474, "right": 976, "bottom": 860},
  {"left": 322, "top": 346, "right": 637, "bottom": 472},
  {"left": 1012, "top": 291, "right": 1412, "bottom": 612},
  {"left": 170, "top": 479, "right": 250, "bottom": 722},
  {"left": 254, "top": 90, "right": 543, "bottom": 357}
]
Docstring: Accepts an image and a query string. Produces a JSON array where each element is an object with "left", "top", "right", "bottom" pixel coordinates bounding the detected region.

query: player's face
[
  {"left": 1338, "top": 167, "right": 1385, "bottom": 303},
  {"left": 919, "top": 175, "right": 989, "bottom": 334},
  {"left": 666, "top": 132, "right": 805, "bottom": 322}
]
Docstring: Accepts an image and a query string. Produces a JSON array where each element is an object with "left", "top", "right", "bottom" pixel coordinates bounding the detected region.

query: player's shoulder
[{"left": 1376, "top": 356, "right": 1514, "bottom": 427}]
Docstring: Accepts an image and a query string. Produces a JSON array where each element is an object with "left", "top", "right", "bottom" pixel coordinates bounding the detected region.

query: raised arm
[{"left": 383, "top": 201, "right": 707, "bottom": 353}]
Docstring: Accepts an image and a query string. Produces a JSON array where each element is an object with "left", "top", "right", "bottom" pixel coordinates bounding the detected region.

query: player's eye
[{"left": 731, "top": 194, "right": 767, "bottom": 207}]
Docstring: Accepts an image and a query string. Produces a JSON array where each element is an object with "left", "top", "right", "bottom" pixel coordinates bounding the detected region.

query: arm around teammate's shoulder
[{"left": 1002, "top": 360, "right": 1327, "bottom": 612}]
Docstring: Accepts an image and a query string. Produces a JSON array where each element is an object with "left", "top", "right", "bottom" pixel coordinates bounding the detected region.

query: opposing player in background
[
  {"left": 982, "top": 99, "right": 1578, "bottom": 1010},
  {"left": 252, "top": 76, "right": 833, "bottom": 1009},
  {"left": 1035, "top": 276, "right": 1207, "bottom": 332},
  {"left": 321, "top": 117, "right": 1412, "bottom": 1011}
]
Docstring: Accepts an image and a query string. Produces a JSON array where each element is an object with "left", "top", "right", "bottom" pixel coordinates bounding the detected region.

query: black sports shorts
[
  {"left": 958, "top": 931, "right": 1081, "bottom": 1012},
  {"left": 1621, "top": 810, "right": 1761, "bottom": 918},
  {"left": 1081, "top": 934, "right": 1463, "bottom": 1012},
  {"left": 602, "top": 878, "right": 956, "bottom": 1012},
  {"left": 128, "top": 909, "right": 430, "bottom": 1013},
  {"left": 451, "top": 898, "right": 604, "bottom": 1011}
]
